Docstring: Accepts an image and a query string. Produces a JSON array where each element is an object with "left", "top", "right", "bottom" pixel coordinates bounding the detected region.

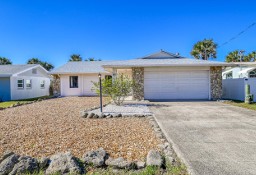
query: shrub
[{"left": 92, "top": 74, "right": 133, "bottom": 106}]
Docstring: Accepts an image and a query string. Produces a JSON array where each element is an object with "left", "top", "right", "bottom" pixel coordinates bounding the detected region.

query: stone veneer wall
[
  {"left": 210, "top": 66, "right": 222, "bottom": 100},
  {"left": 52, "top": 75, "right": 61, "bottom": 96},
  {"left": 132, "top": 67, "right": 144, "bottom": 100}
]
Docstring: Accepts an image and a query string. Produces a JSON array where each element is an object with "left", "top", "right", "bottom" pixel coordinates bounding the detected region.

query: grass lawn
[
  {"left": 225, "top": 100, "right": 256, "bottom": 111},
  {"left": 0, "top": 101, "right": 30, "bottom": 108},
  {"left": 0, "top": 96, "right": 52, "bottom": 108}
]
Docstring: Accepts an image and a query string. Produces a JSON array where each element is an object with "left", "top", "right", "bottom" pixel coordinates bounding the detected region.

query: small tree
[{"left": 92, "top": 74, "right": 133, "bottom": 106}]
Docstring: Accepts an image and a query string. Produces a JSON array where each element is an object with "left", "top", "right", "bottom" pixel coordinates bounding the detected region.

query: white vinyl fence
[{"left": 222, "top": 78, "right": 256, "bottom": 102}]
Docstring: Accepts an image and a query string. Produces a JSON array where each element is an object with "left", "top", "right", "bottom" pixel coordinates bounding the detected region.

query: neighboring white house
[
  {"left": 52, "top": 50, "right": 231, "bottom": 100},
  {"left": 222, "top": 66, "right": 256, "bottom": 79},
  {"left": 222, "top": 63, "right": 256, "bottom": 102},
  {"left": 0, "top": 64, "right": 51, "bottom": 101}
]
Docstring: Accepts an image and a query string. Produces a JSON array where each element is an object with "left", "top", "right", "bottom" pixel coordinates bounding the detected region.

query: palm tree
[
  {"left": 69, "top": 54, "right": 82, "bottom": 61},
  {"left": 27, "top": 58, "right": 41, "bottom": 64},
  {"left": 191, "top": 39, "right": 217, "bottom": 60},
  {"left": 86, "top": 57, "right": 96, "bottom": 61},
  {"left": 244, "top": 51, "right": 256, "bottom": 62},
  {"left": 0, "top": 57, "right": 12, "bottom": 65},
  {"left": 225, "top": 50, "right": 240, "bottom": 62},
  {"left": 27, "top": 58, "right": 54, "bottom": 71}
]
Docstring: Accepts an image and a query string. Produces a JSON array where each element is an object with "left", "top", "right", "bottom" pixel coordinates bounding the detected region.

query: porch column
[
  {"left": 112, "top": 68, "right": 117, "bottom": 80},
  {"left": 132, "top": 67, "right": 144, "bottom": 100}
]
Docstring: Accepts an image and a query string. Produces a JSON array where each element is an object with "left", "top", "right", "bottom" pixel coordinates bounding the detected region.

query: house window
[
  {"left": 32, "top": 69, "right": 37, "bottom": 74},
  {"left": 26, "top": 79, "right": 32, "bottom": 88},
  {"left": 249, "top": 69, "right": 256, "bottom": 78},
  {"left": 70, "top": 76, "right": 78, "bottom": 88},
  {"left": 226, "top": 72, "right": 233, "bottom": 79},
  {"left": 17, "top": 79, "right": 24, "bottom": 89},
  {"left": 40, "top": 80, "right": 45, "bottom": 88},
  {"left": 105, "top": 75, "right": 112, "bottom": 80}
]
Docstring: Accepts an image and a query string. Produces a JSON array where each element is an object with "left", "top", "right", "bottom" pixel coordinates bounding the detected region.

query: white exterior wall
[
  {"left": 222, "top": 78, "right": 256, "bottom": 102},
  {"left": 10, "top": 67, "right": 50, "bottom": 100},
  {"left": 60, "top": 74, "right": 109, "bottom": 96},
  {"left": 10, "top": 76, "right": 50, "bottom": 100}
]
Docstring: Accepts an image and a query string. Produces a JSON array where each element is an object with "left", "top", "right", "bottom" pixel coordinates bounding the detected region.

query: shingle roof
[
  {"left": 102, "top": 50, "right": 233, "bottom": 68},
  {"left": 102, "top": 58, "right": 232, "bottom": 68},
  {"left": 0, "top": 64, "right": 39, "bottom": 77},
  {"left": 51, "top": 61, "right": 111, "bottom": 74},
  {"left": 51, "top": 50, "right": 234, "bottom": 74}
]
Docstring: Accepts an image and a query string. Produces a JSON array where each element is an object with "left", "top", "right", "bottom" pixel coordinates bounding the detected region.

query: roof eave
[
  {"left": 50, "top": 71, "right": 110, "bottom": 75},
  {"left": 103, "top": 63, "right": 233, "bottom": 68},
  {"left": 0, "top": 74, "right": 12, "bottom": 78}
]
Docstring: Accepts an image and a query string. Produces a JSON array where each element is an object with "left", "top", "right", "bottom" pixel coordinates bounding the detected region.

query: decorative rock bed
[
  {"left": 81, "top": 103, "right": 179, "bottom": 168},
  {"left": 0, "top": 110, "right": 181, "bottom": 174},
  {"left": 80, "top": 103, "right": 153, "bottom": 119},
  {"left": 0, "top": 149, "right": 164, "bottom": 174},
  {"left": 0, "top": 101, "right": 185, "bottom": 174}
]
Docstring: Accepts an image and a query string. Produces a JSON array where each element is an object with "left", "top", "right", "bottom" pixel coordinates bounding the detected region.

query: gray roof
[
  {"left": 103, "top": 50, "right": 233, "bottom": 68},
  {"left": 51, "top": 61, "right": 111, "bottom": 74},
  {"left": 51, "top": 51, "right": 234, "bottom": 74},
  {"left": 136, "top": 50, "right": 183, "bottom": 59},
  {"left": 102, "top": 58, "right": 232, "bottom": 68},
  {"left": 0, "top": 64, "right": 39, "bottom": 77}
]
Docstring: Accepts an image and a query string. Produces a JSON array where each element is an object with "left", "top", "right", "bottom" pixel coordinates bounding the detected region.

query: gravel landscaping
[
  {"left": 89, "top": 104, "right": 152, "bottom": 116},
  {"left": 0, "top": 97, "right": 161, "bottom": 161}
]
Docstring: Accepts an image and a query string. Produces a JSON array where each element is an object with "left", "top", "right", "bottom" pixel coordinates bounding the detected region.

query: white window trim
[
  {"left": 40, "top": 80, "right": 45, "bottom": 89},
  {"left": 70, "top": 76, "right": 79, "bottom": 88},
  {"left": 17, "top": 79, "right": 24, "bottom": 89},
  {"left": 249, "top": 70, "right": 256, "bottom": 78},
  {"left": 26, "top": 79, "right": 32, "bottom": 89}
]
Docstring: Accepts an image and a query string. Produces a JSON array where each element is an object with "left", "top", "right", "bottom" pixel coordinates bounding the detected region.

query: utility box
[{"left": 245, "top": 84, "right": 254, "bottom": 104}]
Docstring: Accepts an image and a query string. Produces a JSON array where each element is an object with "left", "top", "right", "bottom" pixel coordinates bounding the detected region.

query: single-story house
[
  {"left": 0, "top": 64, "right": 51, "bottom": 101},
  {"left": 222, "top": 64, "right": 256, "bottom": 79},
  {"left": 51, "top": 61, "right": 112, "bottom": 97},
  {"left": 51, "top": 50, "right": 231, "bottom": 100}
]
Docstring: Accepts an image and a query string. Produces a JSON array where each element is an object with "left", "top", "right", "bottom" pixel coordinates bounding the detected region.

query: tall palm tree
[
  {"left": 225, "top": 50, "right": 240, "bottom": 62},
  {"left": 69, "top": 54, "right": 82, "bottom": 61},
  {"left": 191, "top": 39, "right": 217, "bottom": 60},
  {"left": 0, "top": 57, "right": 12, "bottom": 65},
  {"left": 27, "top": 58, "right": 54, "bottom": 71}
]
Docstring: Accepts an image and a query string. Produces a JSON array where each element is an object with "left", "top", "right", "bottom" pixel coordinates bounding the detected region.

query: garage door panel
[{"left": 144, "top": 69, "right": 209, "bottom": 100}]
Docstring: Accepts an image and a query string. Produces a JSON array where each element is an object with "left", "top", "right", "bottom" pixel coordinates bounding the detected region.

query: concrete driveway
[{"left": 150, "top": 101, "right": 256, "bottom": 175}]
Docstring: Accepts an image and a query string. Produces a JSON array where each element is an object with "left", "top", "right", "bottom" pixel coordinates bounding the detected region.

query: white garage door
[{"left": 144, "top": 68, "right": 210, "bottom": 100}]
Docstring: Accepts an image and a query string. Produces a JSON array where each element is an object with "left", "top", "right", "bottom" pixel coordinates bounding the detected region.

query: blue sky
[{"left": 0, "top": 0, "right": 255, "bottom": 67}]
